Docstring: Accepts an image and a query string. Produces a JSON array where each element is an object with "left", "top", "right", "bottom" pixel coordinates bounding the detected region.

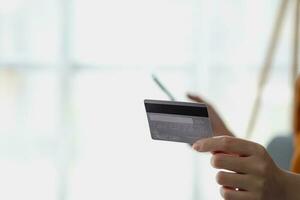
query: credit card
[{"left": 144, "top": 99, "right": 213, "bottom": 144}]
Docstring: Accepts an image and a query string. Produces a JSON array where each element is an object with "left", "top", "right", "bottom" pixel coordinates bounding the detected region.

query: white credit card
[{"left": 144, "top": 99, "right": 213, "bottom": 144}]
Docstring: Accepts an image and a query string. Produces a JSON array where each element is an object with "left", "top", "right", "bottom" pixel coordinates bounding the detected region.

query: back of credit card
[{"left": 144, "top": 99, "right": 213, "bottom": 144}]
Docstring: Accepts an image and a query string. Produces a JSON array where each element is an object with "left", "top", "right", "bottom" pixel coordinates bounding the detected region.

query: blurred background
[{"left": 0, "top": 0, "right": 295, "bottom": 199}]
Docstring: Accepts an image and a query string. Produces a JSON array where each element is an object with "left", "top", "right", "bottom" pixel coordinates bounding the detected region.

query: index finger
[{"left": 192, "top": 136, "right": 258, "bottom": 156}]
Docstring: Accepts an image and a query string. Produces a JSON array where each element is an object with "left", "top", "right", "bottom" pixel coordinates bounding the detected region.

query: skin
[
  {"left": 187, "top": 94, "right": 233, "bottom": 137},
  {"left": 188, "top": 93, "right": 300, "bottom": 200}
]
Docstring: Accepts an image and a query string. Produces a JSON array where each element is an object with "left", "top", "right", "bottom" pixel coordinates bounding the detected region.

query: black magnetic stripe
[{"left": 145, "top": 103, "right": 208, "bottom": 117}]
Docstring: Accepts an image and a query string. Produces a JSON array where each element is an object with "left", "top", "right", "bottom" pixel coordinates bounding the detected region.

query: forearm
[{"left": 283, "top": 170, "right": 300, "bottom": 199}]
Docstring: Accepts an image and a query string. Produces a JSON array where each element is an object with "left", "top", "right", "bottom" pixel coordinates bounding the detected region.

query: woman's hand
[
  {"left": 187, "top": 94, "right": 233, "bottom": 136},
  {"left": 192, "top": 136, "right": 286, "bottom": 200}
]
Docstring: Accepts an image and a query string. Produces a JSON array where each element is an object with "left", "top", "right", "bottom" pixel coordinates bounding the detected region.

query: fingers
[
  {"left": 216, "top": 171, "right": 257, "bottom": 191},
  {"left": 220, "top": 187, "right": 255, "bottom": 200},
  {"left": 211, "top": 154, "right": 254, "bottom": 174},
  {"left": 187, "top": 94, "right": 205, "bottom": 103},
  {"left": 193, "top": 136, "right": 258, "bottom": 156}
]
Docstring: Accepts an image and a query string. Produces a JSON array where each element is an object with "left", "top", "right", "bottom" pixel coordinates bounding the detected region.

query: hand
[
  {"left": 187, "top": 94, "right": 233, "bottom": 136},
  {"left": 192, "top": 136, "right": 286, "bottom": 200}
]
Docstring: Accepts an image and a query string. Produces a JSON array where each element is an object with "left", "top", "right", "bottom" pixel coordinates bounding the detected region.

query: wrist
[
  {"left": 281, "top": 169, "right": 300, "bottom": 200},
  {"left": 278, "top": 169, "right": 289, "bottom": 199}
]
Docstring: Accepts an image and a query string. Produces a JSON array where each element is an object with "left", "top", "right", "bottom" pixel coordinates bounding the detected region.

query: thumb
[{"left": 187, "top": 93, "right": 204, "bottom": 103}]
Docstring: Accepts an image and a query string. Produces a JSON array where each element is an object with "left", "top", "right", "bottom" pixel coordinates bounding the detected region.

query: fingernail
[
  {"left": 192, "top": 144, "right": 199, "bottom": 151},
  {"left": 192, "top": 142, "right": 202, "bottom": 151},
  {"left": 192, "top": 144, "right": 197, "bottom": 150}
]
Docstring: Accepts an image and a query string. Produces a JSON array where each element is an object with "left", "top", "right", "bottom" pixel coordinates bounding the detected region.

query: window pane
[
  {"left": 0, "top": 0, "right": 62, "bottom": 64},
  {"left": 69, "top": 70, "right": 199, "bottom": 199},
  {"left": 0, "top": 69, "right": 60, "bottom": 200},
  {"left": 72, "top": 0, "right": 194, "bottom": 67}
]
